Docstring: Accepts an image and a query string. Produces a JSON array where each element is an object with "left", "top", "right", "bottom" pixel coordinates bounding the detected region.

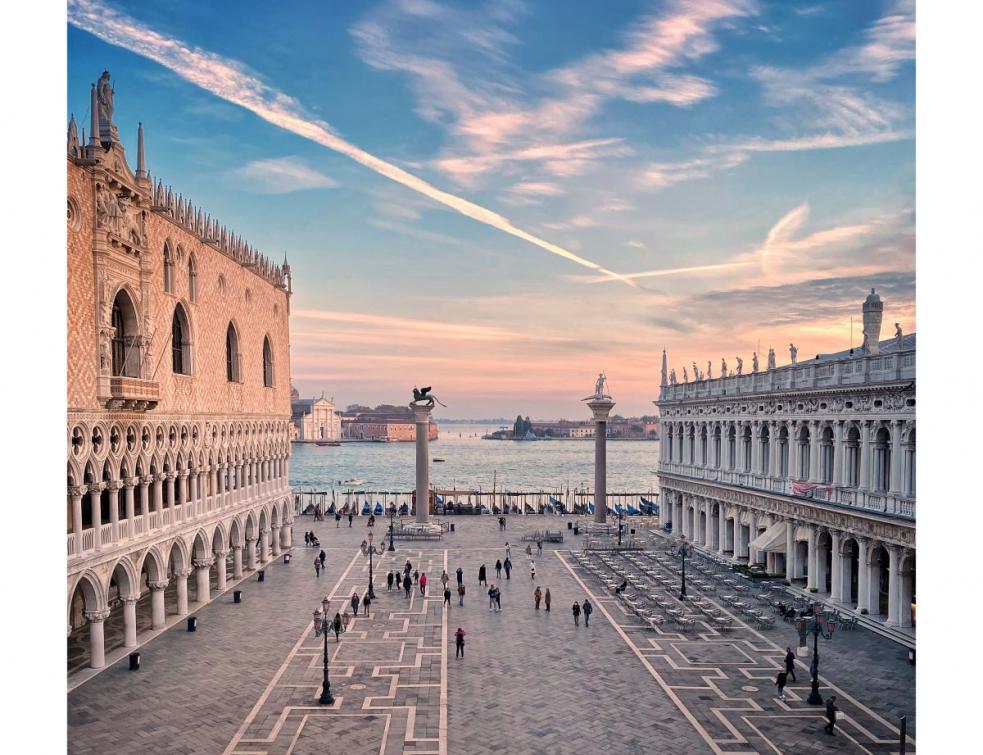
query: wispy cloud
[
  {"left": 226, "top": 156, "right": 337, "bottom": 194},
  {"left": 68, "top": 0, "right": 636, "bottom": 286}
]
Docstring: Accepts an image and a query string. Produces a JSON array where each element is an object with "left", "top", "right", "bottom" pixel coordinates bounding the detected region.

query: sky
[{"left": 67, "top": 0, "right": 915, "bottom": 419}]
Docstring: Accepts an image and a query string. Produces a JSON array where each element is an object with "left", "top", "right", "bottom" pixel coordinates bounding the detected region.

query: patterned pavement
[{"left": 67, "top": 515, "right": 915, "bottom": 754}]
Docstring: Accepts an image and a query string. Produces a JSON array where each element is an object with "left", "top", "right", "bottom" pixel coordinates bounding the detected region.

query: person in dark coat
[
  {"left": 351, "top": 591, "right": 360, "bottom": 616},
  {"left": 572, "top": 602, "right": 581, "bottom": 626},
  {"left": 478, "top": 564, "right": 487, "bottom": 586},
  {"left": 456, "top": 567, "right": 464, "bottom": 586},
  {"left": 454, "top": 627, "right": 466, "bottom": 658},
  {"left": 319, "top": 550, "right": 326, "bottom": 567},
  {"left": 495, "top": 560, "right": 503, "bottom": 580},
  {"left": 387, "top": 571, "right": 394, "bottom": 591},
  {"left": 504, "top": 558, "right": 512, "bottom": 579},
  {"left": 333, "top": 612, "right": 342, "bottom": 641},
  {"left": 443, "top": 587, "right": 452, "bottom": 606},
  {"left": 362, "top": 593, "right": 371, "bottom": 615},
  {"left": 304, "top": 531, "right": 310, "bottom": 547},
  {"left": 403, "top": 573, "right": 412, "bottom": 598},
  {"left": 785, "top": 647, "right": 797, "bottom": 682},
  {"left": 825, "top": 696, "right": 839, "bottom": 735},
  {"left": 775, "top": 670, "right": 788, "bottom": 701},
  {"left": 582, "top": 599, "right": 593, "bottom": 627},
  {"left": 348, "top": 512, "right": 353, "bottom": 527}
]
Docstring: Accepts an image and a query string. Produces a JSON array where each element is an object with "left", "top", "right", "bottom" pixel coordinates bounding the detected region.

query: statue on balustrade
[
  {"left": 735, "top": 356, "right": 743, "bottom": 376},
  {"left": 752, "top": 352, "right": 759, "bottom": 373}
]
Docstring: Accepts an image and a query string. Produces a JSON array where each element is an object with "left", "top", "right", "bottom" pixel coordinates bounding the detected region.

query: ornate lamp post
[
  {"left": 672, "top": 536, "right": 693, "bottom": 600},
  {"left": 312, "top": 596, "right": 334, "bottom": 705},
  {"left": 794, "top": 602, "right": 837, "bottom": 705},
  {"left": 365, "top": 532, "right": 381, "bottom": 599},
  {"left": 388, "top": 504, "right": 397, "bottom": 552}
]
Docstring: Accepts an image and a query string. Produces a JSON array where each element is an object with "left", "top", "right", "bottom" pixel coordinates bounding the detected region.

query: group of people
[
  {"left": 774, "top": 646, "right": 840, "bottom": 735},
  {"left": 334, "top": 512, "right": 355, "bottom": 527},
  {"left": 312, "top": 547, "right": 326, "bottom": 578},
  {"left": 303, "top": 531, "right": 321, "bottom": 548}
]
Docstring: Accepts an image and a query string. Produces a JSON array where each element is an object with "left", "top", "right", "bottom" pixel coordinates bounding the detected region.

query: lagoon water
[{"left": 289, "top": 424, "right": 661, "bottom": 494}]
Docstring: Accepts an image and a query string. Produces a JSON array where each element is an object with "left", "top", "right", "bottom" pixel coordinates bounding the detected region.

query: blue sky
[{"left": 67, "top": 0, "right": 915, "bottom": 418}]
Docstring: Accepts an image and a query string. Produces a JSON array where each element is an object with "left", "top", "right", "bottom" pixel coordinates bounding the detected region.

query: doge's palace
[
  {"left": 656, "top": 290, "right": 915, "bottom": 642},
  {"left": 67, "top": 72, "right": 294, "bottom": 673}
]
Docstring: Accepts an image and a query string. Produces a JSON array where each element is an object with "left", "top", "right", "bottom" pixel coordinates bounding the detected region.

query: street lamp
[
  {"left": 794, "top": 602, "right": 838, "bottom": 705},
  {"left": 365, "top": 532, "right": 381, "bottom": 599},
  {"left": 388, "top": 504, "right": 396, "bottom": 552},
  {"left": 312, "top": 596, "right": 334, "bottom": 705},
  {"left": 671, "top": 536, "right": 693, "bottom": 600}
]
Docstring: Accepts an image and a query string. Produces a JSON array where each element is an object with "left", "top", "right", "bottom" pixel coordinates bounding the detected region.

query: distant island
[{"left": 484, "top": 415, "right": 660, "bottom": 441}]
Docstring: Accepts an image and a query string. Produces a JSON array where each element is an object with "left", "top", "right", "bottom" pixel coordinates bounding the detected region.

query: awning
[{"left": 750, "top": 521, "right": 787, "bottom": 553}]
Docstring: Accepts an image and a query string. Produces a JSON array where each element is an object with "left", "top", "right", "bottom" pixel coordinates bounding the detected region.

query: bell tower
[{"left": 861, "top": 288, "right": 883, "bottom": 354}]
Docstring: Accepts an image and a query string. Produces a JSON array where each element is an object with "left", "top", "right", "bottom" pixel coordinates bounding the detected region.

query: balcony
[{"left": 107, "top": 376, "right": 160, "bottom": 410}]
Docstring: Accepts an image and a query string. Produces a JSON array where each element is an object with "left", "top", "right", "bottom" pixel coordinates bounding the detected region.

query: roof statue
[
  {"left": 683, "top": 366, "right": 689, "bottom": 383},
  {"left": 97, "top": 70, "right": 120, "bottom": 145},
  {"left": 895, "top": 323, "right": 904, "bottom": 351},
  {"left": 721, "top": 357, "right": 728, "bottom": 378},
  {"left": 583, "top": 372, "right": 612, "bottom": 401},
  {"left": 767, "top": 347, "right": 776, "bottom": 370},
  {"left": 411, "top": 386, "right": 446, "bottom": 408},
  {"left": 706, "top": 361, "right": 712, "bottom": 380},
  {"left": 752, "top": 352, "right": 759, "bottom": 373},
  {"left": 862, "top": 287, "right": 884, "bottom": 355},
  {"left": 735, "top": 356, "right": 743, "bottom": 376},
  {"left": 789, "top": 343, "right": 798, "bottom": 364},
  {"left": 669, "top": 368, "right": 677, "bottom": 385}
]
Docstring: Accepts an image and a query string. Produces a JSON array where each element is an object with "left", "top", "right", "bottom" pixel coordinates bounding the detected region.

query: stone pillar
[
  {"left": 107, "top": 481, "right": 121, "bottom": 541},
  {"left": 866, "top": 545, "right": 883, "bottom": 615},
  {"left": 717, "top": 505, "right": 726, "bottom": 555},
  {"left": 859, "top": 421, "right": 871, "bottom": 490},
  {"left": 748, "top": 511, "right": 759, "bottom": 564},
  {"left": 152, "top": 475, "right": 163, "bottom": 512},
  {"left": 889, "top": 420, "right": 903, "bottom": 494},
  {"left": 271, "top": 526, "right": 281, "bottom": 557},
  {"left": 411, "top": 402, "right": 434, "bottom": 525},
  {"left": 175, "top": 569, "right": 190, "bottom": 615},
  {"left": 899, "top": 550, "right": 914, "bottom": 628},
  {"left": 769, "top": 422, "right": 780, "bottom": 479},
  {"left": 856, "top": 538, "right": 870, "bottom": 611},
  {"left": 194, "top": 558, "right": 213, "bottom": 604},
  {"left": 751, "top": 423, "right": 761, "bottom": 475},
  {"left": 815, "top": 530, "right": 830, "bottom": 594},
  {"left": 886, "top": 545, "right": 901, "bottom": 625},
  {"left": 703, "top": 499, "right": 712, "bottom": 547},
  {"left": 70, "top": 486, "right": 85, "bottom": 555},
  {"left": 232, "top": 545, "right": 244, "bottom": 578},
  {"left": 261, "top": 529, "right": 271, "bottom": 563},
  {"left": 85, "top": 609, "right": 110, "bottom": 669},
  {"left": 832, "top": 422, "right": 843, "bottom": 486},
  {"left": 166, "top": 473, "right": 176, "bottom": 510},
  {"left": 178, "top": 472, "right": 188, "bottom": 508},
  {"left": 149, "top": 580, "right": 167, "bottom": 628},
  {"left": 91, "top": 483, "right": 104, "bottom": 549},
  {"left": 809, "top": 421, "right": 821, "bottom": 483},
  {"left": 282, "top": 522, "right": 292, "bottom": 548},
  {"left": 122, "top": 596, "right": 139, "bottom": 647},
  {"left": 806, "top": 526, "right": 818, "bottom": 590},
  {"left": 208, "top": 466, "right": 217, "bottom": 508},
  {"left": 588, "top": 397, "right": 615, "bottom": 523},
  {"left": 214, "top": 551, "right": 228, "bottom": 591},
  {"left": 124, "top": 478, "right": 136, "bottom": 530},
  {"left": 829, "top": 531, "right": 843, "bottom": 603},
  {"left": 245, "top": 538, "right": 257, "bottom": 570},
  {"left": 139, "top": 477, "right": 151, "bottom": 518},
  {"left": 785, "top": 519, "right": 795, "bottom": 581}
]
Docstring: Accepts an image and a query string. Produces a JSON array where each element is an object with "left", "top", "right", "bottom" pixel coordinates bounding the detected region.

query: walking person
[
  {"left": 495, "top": 560, "right": 502, "bottom": 580},
  {"left": 351, "top": 591, "right": 360, "bottom": 617},
  {"left": 534, "top": 586, "right": 542, "bottom": 610},
  {"left": 494, "top": 585, "right": 501, "bottom": 611},
  {"left": 572, "top": 601, "right": 581, "bottom": 626},
  {"left": 530, "top": 561, "right": 536, "bottom": 580},
  {"left": 456, "top": 566, "right": 464, "bottom": 586},
  {"left": 582, "top": 599, "right": 593, "bottom": 627},
  {"left": 505, "top": 542, "right": 511, "bottom": 561},
  {"left": 525, "top": 544, "right": 532, "bottom": 559},
  {"left": 403, "top": 572, "right": 412, "bottom": 598},
  {"left": 335, "top": 512, "right": 341, "bottom": 527},
  {"left": 544, "top": 588, "right": 551, "bottom": 612},
  {"left": 504, "top": 557, "right": 512, "bottom": 580},
  {"left": 478, "top": 564, "right": 487, "bottom": 586},
  {"left": 420, "top": 572, "right": 427, "bottom": 596},
  {"left": 314, "top": 558, "right": 321, "bottom": 578},
  {"left": 387, "top": 571, "right": 394, "bottom": 591},
  {"left": 454, "top": 627, "right": 466, "bottom": 658},
  {"left": 784, "top": 647, "right": 797, "bottom": 682},
  {"left": 362, "top": 593, "right": 371, "bottom": 615},
  {"left": 304, "top": 531, "right": 310, "bottom": 547},
  {"left": 413, "top": 569, "right": 420, "bottom": 585},
  {"left": 537, "top": 540, "right": 543, "bottom": 556},
  {"left": 333, "top": 612, "right": 342, "bottom": 642},
  {"left": 775, "top": 670, "right": 788, "bottom": 701},
  {"left": 488, "top": 585, "right": 496, "bottom": 610},
  {"left": 443, "top": 587, "right": 452, "bottom": 606},
  {"left": 341, "top": 611, "right": 350, "bottom": 633},
  {"left": 824, "top": 696, "right": 839, "bottom": 735},
  {"left": 319, "top": 550, "right": 326, "bottom": 569},
  {"left": 458, "top": 582, "right": 466, "bottom": 606},
  {"left": 348, "top": 512, "right": 353, "bottom": 527},
  {"left": 440, "top": 570, "right": 450, "bottom": 592}
]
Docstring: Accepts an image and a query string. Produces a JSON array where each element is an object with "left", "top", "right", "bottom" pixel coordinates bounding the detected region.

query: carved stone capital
[
  {"left": 69, "top": 485, "right": 88, "bottom": 498},
  {"left": 173, "top": 568, "right": 193, "bottom": 580},
  {"left": 193, "top": 558, "right": 215, "bottom": 570},
  {"left": 85, "top": 608, "right": 111, "bottom": 623},
  {"left": 106, "top": 481, "right": 123, "bottom": 493},
  {"left": 124, "top": 476, "right": 139, "bottom": 488},
  {"left": 148, "top": 580, "right": 169, "bottom": 592},
  {"left": 231, "top": 544, "right": 243, "bottom": 552},
  {"left": 213, "top": 550, "right": 228, "bottom": 560},
  {"left": 121, "top": 595, "right": 140, "bottom": 606},
  {"left": 90, "top": 482, "right": 107, "bottom": 494},
  {"left": 140, "top": 476, "right": 153, "bottom": 486}
]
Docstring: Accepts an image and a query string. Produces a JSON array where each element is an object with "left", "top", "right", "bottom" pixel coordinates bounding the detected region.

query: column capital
[
  {"left": 106, "top": 480, "right": 123, "bottom": 493},
  {"left": 231, "top": 544, "right": 243, "bottom": 552},
  {"left": 173, "top": 568, "right": 193, "bottom": 579},
  {"left": 148, "top": 579, "right": 169, "bottom": 592},
  {"left": 85, "top": 608, "right": 111, "bottom": 623},
  {"left": 140, "top": 476, "right": 153, "bottom": 487},
  {"left": 124, "top": 476, "right": 138, "bottom": 488},
  {"left": 260, "top": 527, "right": 271, "bottom": 535},
  {"left": 68, "top": 485, "right": 87, "bottom": 497},
  {"left": 244, "top": 536, "right": 256, "bottom": 545},
  {"left": 193, "top": 557, "right": 215, "bottom": 570},
  {"left": 178, "top": 469, "right": 190, "bottom": 480},
  {"left": 213, "top": 549, "right": 228, "bottom": 559},
  {"left": 90, "top": 482, "right": 107, "bottom": 494},
  {"left": 121, "top": 595, "right": 140, "bottom": 606}
]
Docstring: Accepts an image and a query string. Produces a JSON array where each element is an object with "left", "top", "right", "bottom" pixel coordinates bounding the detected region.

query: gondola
[
  {"left": 627, "top": 504, "right": 640, "bottom": 516},
  {"left": 614, "top": 504, "right": 625, "bottom": 517},
  {"left": 374, "top": 502, "right": 383, "bottom": 515},
  {"left": 549, "top": 496, "right": 566, "bottom": 514},
  {"left": 492, "top": 502, "right": 502, "bottom": 514},
  {"left": 327, "top": 502, "right": 337, "bottom": 514},
  {"left": 361, "top": 501, "right": 371, "bottom": 515},
  {"left": 587, "top": 502, "right": 595, "bottom": 514},
  {"left": 480, "top": 504, "right": 490, "bottom": 514}
]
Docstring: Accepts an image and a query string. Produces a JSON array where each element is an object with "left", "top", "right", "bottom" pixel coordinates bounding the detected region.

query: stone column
[
  {"left": 703, "top": 499, "right": 712, "bottom": 547},
  {"left": 751, "top": 423, "right": 761, "bottom": 475},
  {"left": 107, "top": 481, "right": 121, "bottom": 541},
  {"left": 194, "top": 558, "right": 213, "bottom": 604},
  {"left": 85, "top": 609, "right": 111, "bottom": 669},
  {"left": 815, "top": 530, "right": 829, "bottom": 594},
  {"left": 232, "top": 545, "right": 244, "bottom": 578},
  {"left": 214, "top": 551, "right": 228, "bottom": 591},
  {"left": 806, "top": 525, "right": 818, "bottom": 590},
  {"left": 91, "top": 483, "right": 104, "bottom": 549},
  {"left": 245, "top": 538, "right": 257, "bottom": 570},
  {"left": 769, "top": 422, "right": 779, "bottom": 479},
  {"left": 166, "top": 473, "right": 176, "bottom": 510},
  {"left": 123, "top": 478, "right": 136, "bottom": 531},
  {"left": 859, "top": 421, "right": 871, "bottom": 490},
  {"left": 411, "top": 402, "right": 435, "bottom": 525},
  {"left": 175, "top": 569, "right": 190, "bottom": 615},
  {"left": 152, "top": 475, "right": 163, "bottom": 512},
  {"left": 139, "top": 477, "right": 151, "bottom": 518},
  {"left": 271, "top": 526, "right": 281, "bottom": 557},
  {"left": 718, "top": 505, "right": 726, "bottom": 555},
  {"left": 282, "top": 522, "right": 292, "bottom": 548},
  {"left": 70, "top": 486, "right": 85, "bottom": 555},
  {"left": 886, "top": 545, "right": 901, "bottom": 625},
  {"left": 261, "top": 529, "right": 272, "bottom": 563},
  {"left": 749, "top": 511, "right": 760, "bottom": 564},
  {"left": 122, "top": 596, "right": 139, "bottom": 647},
  {"left": 856, "top": 538, "right": 870, "bottom": 611},
  {"left": 889, "top": 420, "right": 903, "bottom": 494},
  {"left": 809, "top": 420, "right": 821, "bottom": 483},
  {"left": 149, "top": 580, "right": 168, "bottom": 628},
  {"left": 785, "top": 519, "right": 795, "bottom": 581},
  {"left": 899, "top": 550, "right": 914, "bottom": 628},
  {"left": 829, "top": 531, "right": 843, "bottom": 603},
  {"left": 588, "top": 397, "right": 615, "bottom": 523},
  {"left": 832, "top": 422, "right": 843, "bottom": 486}
]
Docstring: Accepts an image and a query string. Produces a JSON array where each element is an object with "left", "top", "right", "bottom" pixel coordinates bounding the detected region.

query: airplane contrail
[
  {"left": 578, "top": 260, "right": 755, "bottom": 283},
  {"left": 67, "top": 0, "right": 636, "bottom": 287}
]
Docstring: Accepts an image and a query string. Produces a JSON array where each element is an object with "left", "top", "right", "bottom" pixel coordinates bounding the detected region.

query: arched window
[
  {"left": 760, "top": 425, "right": 770, "bottom": 475},
  {"left": 778, "top": 426, "right": 789, "bottom": 477},
  {"left": 846, "top": 426, "right": 861, "bottom": 487},
  {"left": 111, "top": 289, "right": 141, "bottom": 377},
  {"left": 172, "top": 304, "right": 191, "bottom": 375},
  {"left": 163, "top": 243, "right": 174, "bottom": 293},
  {"left": 188, "top": 254, "right": 198, "bottom": 303},
  {"left": 873, "top": 427, "right": 891, "bottom": 492},
  {"left": 820, "top": 427, "right": 834, "bottom": 483},
  {"left": 797, "top": 427, "right": 811, "bottom": 480},
  {"left": 262, "top": 336, "right": 274, "bottom": 387},
  {"left": 226, "top": 323, "right": 241, "bottom": 382}
]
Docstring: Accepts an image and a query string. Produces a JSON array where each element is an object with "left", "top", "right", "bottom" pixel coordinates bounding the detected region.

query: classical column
[
  {"left": 139, "top": 476, "right": 151, "bottom": 518},
  {"left": 178, "top": 471, "right": 188, "bottom": 508},
  {"left": 829, "top": 531, "right": 843, "bottom": 603},
  {"left": 889, "top": 420, "right": 903, "bottom": 494},
  {"left": 214, "top": 551, "right": 228, "bottom": 591},
  {"left": 411, "top": 402, "right": 435, "bottom": 525},
  {"left": 749, "top": 511, "right": 760, "bottom": 564},
  {"left": 261, "top": 528, "right": 272, "bottom": 563},
  {"left": 815, "top": 529, "right": 830, "bottom": 594},
  {"left": 282, "top": 521, "right": 292, "bottom": 548},
  {"left": 703, "top": 499, "right": 712, "bottom": 547},
  {"left": 149, "top": 580, "right": 168, "bottom": 628},
  {"left": 245, "top": 537, "right": 257, "bottom": 570},
  {"left": 717, "top": 505, "right": 726, "bottom": 555},
  {"left": 152, "top": 474, "right": 163, "bottom": 512},
  {"left": 232, "top": 544, "right": 244, "bottom": 578},
  {"left": 859, "top": 421, "right": 871, "bottom": 490},
  {"left": 856, "top": 538, "right": 870, "bottom": 611},
  {"left": 886, "top": 545, "right": 901, "bottom": 625},
  {"left": 832, "top": 422, "right": 843, "bottom": 486},
  {"left": 107, "top": 481, "right": 121, "bottom": 541},
  {"left": 91, "top": 483, "right": 104, "bottom": 549},
  {"left": 806, "top": 525, "right": 818, "bottom": 591},
  {"left": 785, "top": 519, "right": 795, "bottom": 581},
  {"left": 208, "top": 466, "right": 217, "bottom": 508},
  {"left": 194, "top": 558, "right": 213, "bottom": 603},
  {"left": 70, "top": 485, "right": 85, "bottom": 555},
  {"left": 123, "top": 478, "right": 136, "bottom": 531},
  {"left": 751, "top": 423, "right": 761, "bottom": 475},
  {"left": 789, "top": 422, "right": 800, "bottom": 480},
  {"left": 808, "top": 420, "right": 821, "bottom": 483},
  {"left": 85, "top": 609, "right": 111, "bottom": 669},
  {"left": 175, "top": 569, "right": 190, "bottom": 615},
  {"left": 270, "top": 526, "right": 281, "bottom": 557},
  {"left": 899, "top": 550, "right": 914, "bottom": 628},
  {"left": 122, "top": 596, "right": 139, "bottom": 647},
  {"left": 588, "top": 396, "right": 616, "bottom": 524},
  {"left": 165, "top": 473, "right": 176, "bottom": 510}
]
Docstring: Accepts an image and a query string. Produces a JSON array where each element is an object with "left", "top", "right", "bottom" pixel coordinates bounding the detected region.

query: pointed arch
[
  {"left": 226, "top": 322, "right": 241, "bottom": 382},
  {"left": 188, "top": 252, "right": 198, "bottom": 303},
  {"left": 163, "top": 240, "right": 175, "bottom": 293},
  {"left": 111, "top": 288, "right": 142, "bottom": 377},
  {"left": 172, "top": 303, "right": 193, "bottom": 375},
  {"left": 262, "top": 335, "right": 274, "bottom": 387}
]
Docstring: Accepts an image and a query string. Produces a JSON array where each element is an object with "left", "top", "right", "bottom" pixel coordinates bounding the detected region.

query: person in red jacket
[
  {"left": 454, "top": 627, "right": 466, "bottom": 658},
  {"left": 420, "top": 572, "right": 427, "bottom": 596}
]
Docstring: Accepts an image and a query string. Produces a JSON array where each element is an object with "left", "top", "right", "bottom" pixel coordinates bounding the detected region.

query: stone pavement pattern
[{"left": 68, "top": 515, "right": 915, "bottom": 754}]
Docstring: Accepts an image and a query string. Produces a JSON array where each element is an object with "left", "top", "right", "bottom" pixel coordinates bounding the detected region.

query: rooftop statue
[
  {"left": 411, "top": 386, "right": 446, "bottom": 408},
  {"left": 735, "top": 356, "right": 743, "bottom": 376},
  {"left": 97, "top": 70, "right": 120, "bottom": 144},
  {"left": 752, "top": 352, "right": 759, "bottom": 373},
  {"left": 789, "top": 343, "right": 798, "bottom": 364},
  {"left": 683, "top": 366, "right": 689, "bottom": 383},
  {"left": 583, "top": 372, "right": 612, "bottom": 401},
  {"left": 707, "top": 361, "right": 712, "bottom": 380},
  {"left": 721, "top": 357, "right": 727, "bottom": 377},
  {"left": 669, "top": 368, "right": 677, "bottom": 385},
  {"left": 895, "top": 323, "right": 904, "bottom": 350},
  {"left": 767, "top": 347, "right": 776, "bottom": 370}
]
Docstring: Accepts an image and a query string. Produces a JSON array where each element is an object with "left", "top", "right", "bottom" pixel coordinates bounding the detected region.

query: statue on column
[
  {"left": 789, "top": 343, "right": 798, "bottom": 364},
  {"left": 97, "top": 70, "right": 120, "bottom": 144},
  {"left": 767, "top": 347, "right": 776, "bottom": 370},
  {"left": 660, "top": 350, "right": 668, "bottom": 387},
  {"left": 585, "top": 372, "right": 611, "bottom": 400},
  {"left": 752, "top": 352, "right": 759, "bottom": 373},
  {"left": 735, "top": 356, "right": 743, "bottom": 376},
  {"left": 411, "top": 386, "right": 446, "bottom": 408}
]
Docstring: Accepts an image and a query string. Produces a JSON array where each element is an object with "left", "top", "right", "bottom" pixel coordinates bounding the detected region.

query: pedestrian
[
  {"left": 440, "top": 570, "right": 450, "bottom": 591},
  {"left": 403, "top": 573, "right": 412, "bottom": 598},
  {"left": 530, "top": 561, "right": 536, "bottom": 580},
  {"left": 336, "top": 512, "right": 341, "bottom": 527},
  {"left": 495, "top": 560, "right": 502, "bottom": 580},
  {"left": 525, "top": 544, "right": 532, "bottom": 559},
  {"left": 534, "top": 586, "right": 542, "bottom": 610},
  {"left": 304, "top": 531, "right": 310, "bottom": 547},
  {"left": 455, "top": 627, "right": 466, "bottom": 658},
  {"left": 420, "top": 572, "right": 427, "bottom": 596},
  {"left": 572, "top": 601, "right": 581, "bottom": 626},
  {"left": 824, "top": 696, "right": 839, "bottom": 735},
  {"left": 341, "top": 611, "right": 350, "bottom": 633},
  {"left": 362, "top": 593, "right": 371, "bottom": 615},
  {"left": 582, "top": 599, "right": 592, "bottom": 627},
  {"left": 458, "top": 582, "right": 466, "bottom": 606},
  {"left": 504, "top": 558, "right": 512, "bottom": 579},
  {"left": 488, "top": 585, "right": 496, "bottom": 610},
  {"left": 348, "top": 512, "right": 353, "bottom": 527},
  {"left": 333, "top": 612, "right": 342, "bottom": 641},
  {"left": 775, "top": 670, "right": 788, "bottom": 701},
  {"left": 351, "top": 591, "right": 360, "bottom": 616},
  {"left": 784, "top": 647, "right": 797, "bottom": 682},
  {"left": 314, "top": 558, "right": 321, "bottom": 578},
  {"left": 319, "top": 549, "right": 326, "bottom": 568},
  {"left": 537, "top": 540, "right": 543, "bottom": 556},
  {"left": 456, "top": 566, "right": 463, "bottom": 586},
  {"left": 544, "top": 588, "right": 551, "bottom": 612},
  {"left": 387, "top": 571, "right": 394, "bottom": 591},
  {"left": 478, "top": 564, "right": 487, "bottom": 586},
  {"left": 404, "top": 560, "right": 412, "bottom": 577},
  {"left": 495, "top": 586, "right": 502, "bottom": 612},
  {"left": 505, "top": 542, "right": 511, "bottom": 560},
  {"left": 444, "top": 587, "right": 452, "bottom": 606},
  {"left": 413, "top": 570, "right": 419, "bottom": 585}
]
